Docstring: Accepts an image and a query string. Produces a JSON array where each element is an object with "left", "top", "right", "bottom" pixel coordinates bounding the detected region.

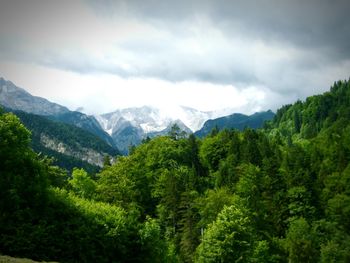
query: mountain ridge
[
  {"left": 0, "top": 77, "right": 115, "bottom": 148},
  {"left": 0, "top": 77, "right": 70, "bottom": 116},
  {"left": 195, "top": 110, "right": 275, "bottom": 137}
]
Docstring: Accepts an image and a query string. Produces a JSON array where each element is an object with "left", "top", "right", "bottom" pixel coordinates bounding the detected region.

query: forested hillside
[
  {"left": 195, "top": 110, "right": 275, "bottom": 137},
  {"left": 11, "top": 110, "right": 119, "bottom": 173},
  {"left": 49, "top": 111, "right": 116, "bottom": 147},
  {"left": 1, "top": 79, "right": 350, "bottom": 262}
]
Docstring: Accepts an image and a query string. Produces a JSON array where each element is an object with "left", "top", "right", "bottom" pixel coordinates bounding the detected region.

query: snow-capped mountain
[
  {"left": 96, "top": 106, "right": 173, "bottom": 135},
  {"left": 96, "top": 105, "right": 235, "bottom": 135},
  {"left": 95, "top": 106, "right": 188, "bottom": 154},
  {"left": 94, "top": 105, "right": 239, "bottom": 154}
]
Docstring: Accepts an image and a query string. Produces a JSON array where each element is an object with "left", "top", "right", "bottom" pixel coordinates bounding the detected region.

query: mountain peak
[{"left": 0, "top": 77, "right": 70, "bottom": 116}]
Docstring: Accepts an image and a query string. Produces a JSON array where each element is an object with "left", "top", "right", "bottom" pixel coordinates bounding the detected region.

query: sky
[{"left": 0, "top": 0, "right": 349, "bottom": 115}]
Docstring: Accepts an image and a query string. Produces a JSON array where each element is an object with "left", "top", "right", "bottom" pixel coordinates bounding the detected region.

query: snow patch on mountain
[
  {"left": 94, "top": 105, "right": 237, "bottom": 135},
  {"left": 96, "top": 106, "right": 174, "bottom": 134}
]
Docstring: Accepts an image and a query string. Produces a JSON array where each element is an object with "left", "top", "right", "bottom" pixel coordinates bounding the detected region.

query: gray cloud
[
  {"left": 1, "top": 0, "right": 349, "bottom": 111},
  {"left": 88, "top": 0, "right": 350, "bottom": 57},
  {"left": 86, "top": 0, "right": 350, "bottom": 94}
]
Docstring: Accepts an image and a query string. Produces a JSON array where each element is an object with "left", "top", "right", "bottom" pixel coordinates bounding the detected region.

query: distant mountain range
[
  {"left": 95, "top": 106, "right": 214, "bottom": 153},
  {"left": 0, "top": 77, "right": 275, "bottom": 156}
]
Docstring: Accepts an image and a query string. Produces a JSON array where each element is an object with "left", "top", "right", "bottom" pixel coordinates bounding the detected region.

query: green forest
[{"left": 1, "top": 79, "right": 350, "bottom": 262}]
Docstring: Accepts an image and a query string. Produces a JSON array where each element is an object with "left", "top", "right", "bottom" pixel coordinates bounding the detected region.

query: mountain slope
[
  {"left": 11, "top": 110, "right": 119, "bottom": 173},
  {"left": 110, "top": 118, "right": 144, "bottom": 154},
  {"left": 195, "top": 110, "right": 275, "bottom": 137},
  {"left": 0, "top": 77, "right": 115, "bottom": 147},
  {"left": 50, "top": 111, "right": 115, "bottom": 147},
  {"left": 0, "top": 77, "right": 69, "bottom": 115},
  {"left": 267, "top": 79, "right": 350, "bottom": 140}
]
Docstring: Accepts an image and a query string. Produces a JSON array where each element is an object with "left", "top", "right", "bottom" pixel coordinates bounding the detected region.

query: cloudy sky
[{"left": 0, "top": 0, "right": 349, "bottom": 115}]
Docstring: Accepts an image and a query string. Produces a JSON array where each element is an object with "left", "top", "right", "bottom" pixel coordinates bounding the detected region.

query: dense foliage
[{"left": 1, "top": 79, "right": 350, "bottom": 262}]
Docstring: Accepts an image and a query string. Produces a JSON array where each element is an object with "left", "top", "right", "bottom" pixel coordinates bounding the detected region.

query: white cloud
[{"left": 0, "top": 61, "right": 276, "bottom": 115}]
